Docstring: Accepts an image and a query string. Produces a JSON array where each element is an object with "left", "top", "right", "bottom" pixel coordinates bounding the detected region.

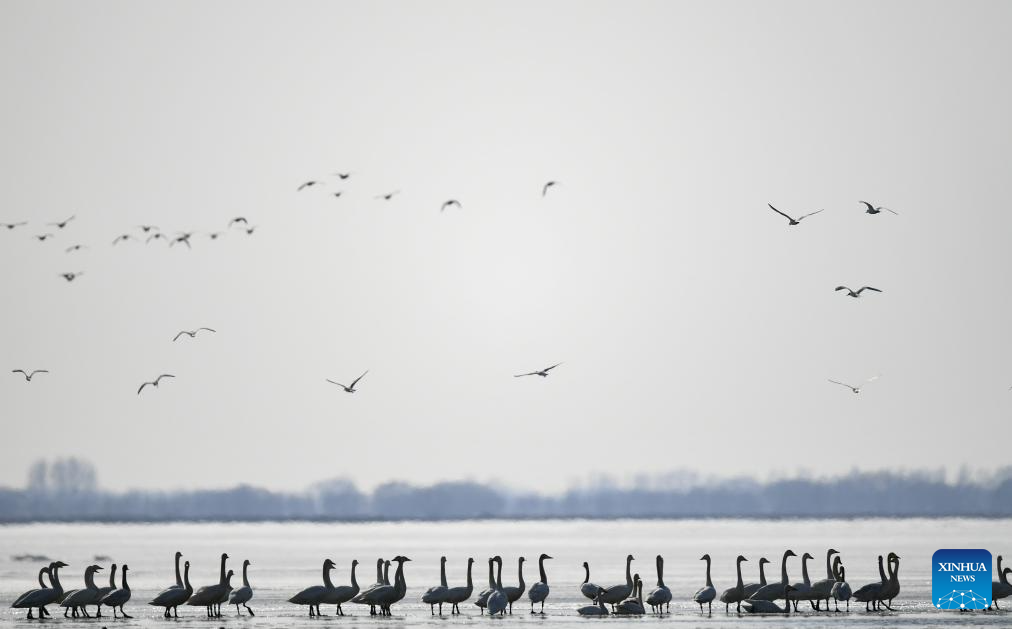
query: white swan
[
  {"left": 61, "top": 564, "right": 103, "bottom": 618},
  {"left": 787, "top": 552, "right": 815, "bottom": 610},
  {"left": 693, "top": 554, "right": 716, "bottom": 612},
  {"left": 577, "top": 588, "right": 609, "bottom": 616},
  {"left": 149, "top": 560, "right": 192, "bottom": 617},
  {"left": 288, "top": 558, "right": 336, "bottom": 616},
  {"left": 742, "top": 586, "right": 796, "bottom": 614},
  {"left": 749, "top": 550, "right": 796, "bottom": 601},
  {"left": 187, "top": 553, "right": 230, "bottom": 618},
  {"left": 228, "top": 559, "right": 254, "bottom": 616},
  {"left": 719, "top": 555, "right": 748, "bottom": 612},
  {"left": 486, "top": 556, "right": 509, "bottom": 616},
  {"left": 12, "top": 564, "right": 52, "bottom": 619},
  {"left": 352, "top": 558, "right": 387, "bottom": 614},
  {"left": 475, "top": 557, "right": 495, "bottom": 613},
  {"left": 580, "top": 562, "right": 601, "bottom": 601},
  {"left": 422, "top": 556, "right": 450, "bottom": 615},
  {"left": 878, "top": 553, "right": 900, "bottom": 609},
  {"left": 992, "top": 566, "right": 1012, "bottom": 610},
  {"left": 94, "top": 563, "right": 116, "bottom": 617},
  {"left": 599, "top": 554, "right": 634, "bottom": 609},
  {"left": 810, "top": 549, "right": 840, "bottom": 610},
  {"left": 528, "top": 553, "right": 552, "bottom": 614},
  {"left": 615, "top": 574, "right": 645, "bottom": 614},
  {"left": 323, "top": 559, "right": 359, "bottom": 616},
  {"left": 367, "top": 555, "right": 411, "bottom": 615},
  {"left": 831, "top": 558, "right": 851, "bottom": 612},
  {"left": 742, "top": 557, "right": 769, "bottom": 598},
  {"left": 100, "top": 564, "right": 132, "bottom": 619},
  {"left": 502, "top": 556, "right": 526, "bottom": 613},
  {"left": 646, "top": 554, "right": 672, "bottom": 613},
  {"left": 852, "top": 555, "right": 886, "bottom": 611},
  {"left": 444, "top": 557, "right": 474, "bottom": 615}
]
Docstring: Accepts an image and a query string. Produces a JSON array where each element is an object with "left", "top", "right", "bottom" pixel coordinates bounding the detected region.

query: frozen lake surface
[{"left": 1, "top": 518, "right": 1009, "bottom": 628}]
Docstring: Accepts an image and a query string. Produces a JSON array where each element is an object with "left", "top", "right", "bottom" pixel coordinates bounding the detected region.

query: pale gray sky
[{"left": 2, "top": 0, "right": 1011, "bottom": 493}]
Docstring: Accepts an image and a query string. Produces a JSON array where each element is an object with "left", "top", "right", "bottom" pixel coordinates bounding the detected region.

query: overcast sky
[{"left": 2, "top": 0, "right": 1011, "bottom": 493}]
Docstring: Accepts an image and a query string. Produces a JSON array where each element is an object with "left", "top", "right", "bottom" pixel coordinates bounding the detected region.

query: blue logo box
[{"left": 932, "top": 549, "right": 992, "bottom": 610}]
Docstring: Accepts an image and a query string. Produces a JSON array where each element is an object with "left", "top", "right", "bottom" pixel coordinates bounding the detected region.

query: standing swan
[
  {"left": 228, "top": 559, "right": 254, "bottom": 616},
  {"left": 324, "top": 559, "right": 359, "bottom": 616},
  {"left": 289, "top": 558, "right": 336, "bottom": 616},
  {"left": 878, "top": 553, "right": 900, "bottom": 610},
  {"left": 719, "top": 555, "right": 748, "bottom": 612},
  {"left": 100, "top": 564, "right": 132, "bottom": 619},
  {"left": 11, "top": 565, "right": 50, "bottom": 619},
  {"left": 646, "top": 555, "right": 672, "bottom": 613},
  {"left": 742, "top": 557, "right": 770, "bottom": 598},
  {"left": 693, "top": 554, "right": 716, "bottom": 613},
  {"left": 13, "top": 563, "right": 66, "bottom": 619},
  {"left": 600, "top": 554, "right": 635, "bottom": 609},
  {"left": 187, "top": 553, "right": 230, "bottom": 618},
  {"left": 94, "top": 564, "right": 117, "bottom": 617},
  {"left": 528, "top": 553, "right": 552, "bottom": 614},
  {"left": 149, "top": 560, "right": 192, "bottom": 617},
  {"left": 831, "top": 557, "right": 851, "bottom": 612},
  {"left": 352, "top": 558, "right": 386, "bottom": 614},
  {"left": 61, "top": 564, "right": 103, "bottom": 618},
  {"left": 422, "top": 556, "right": 450, "bottom": 615},
  {"left": 811, "top": 549, "right": 840, "bottom": 611},
  {"left": 580, "top": 562, "right": 601, "bottom": 601},
  {"left": 444, "top": 558, "right": 474, "bottom": 615},
  {"left": 486, "top": 556, "right": 509, "bottom": 616},
  {"left": 502, "top": 556, "right": 526, "bottom": 613},
  {"left": 852, "top": 555, "right": 887, "bottom": 611},
  {"left": 750, "top": 550, "right": 796, "bottom": 601},
  {"left": 992, "top": 567, "right": 1012, "bottom": 610},
  {"left": 368, "top": 555, "right": 410, "bottom": 615},
  {"left": 788, "top": 552, "right": 815, "bottom": 610},
  {"left": 475, "top": 557, "right": 496, "bottom": 613}
]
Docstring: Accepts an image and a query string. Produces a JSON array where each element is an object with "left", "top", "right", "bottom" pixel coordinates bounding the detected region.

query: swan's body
[
  {"left": 61, "top": 565, "right": 103, "bottom": 618},
  {"left": 852, "top": 555, "right": 887, "bottom": 611},
  {"left": 363, "top": 555, "right": 410, "bottom": 615},
  {"left": 289, "top": 559, "right": 335, "bottom": 616},
  {"left": 750, "top": 550, "right": 796, "bottom": 601},
  {"left": 646, "top": 555, "right": 672, "bottom": 613},
  {"left": 810, "top": 549, "right": 840, "bottom": 611},
  {"left": 577, "top": 588, "right": 608, "bottom": 616},
  {"left": 187, "top": 553, "right": 230, "bottom": 618},
  {"left": 615, "top": 576, "right": 645, "bottom": 615},
  {"left": 486, "top": 556, "right": 509, "bottom": 616},
  {"left": 149, "top": 560, "right": 192, "bottom": 617},
  {"left": 787, "top": 552, "right": 816, "bottom": 610},
  {"left": 831, "top": 560, "right": 852, "bottom": 612},
  {"left": 719, "top": 555, "right": 749, "bottom": 612},
  {"left": 422, "top": 556, "right": 450, "bottom": 615},
  {"left": 228, "top": 559, "right": 254, "bottom": 616},
  {"left": 743, "top": 586, "right": 796, "bottom": 614},
  {"left": 323, "top": 559, "right": 359, "bottom": 615},
  {"left": 599, "top": 554, "right": 635, "bottom": 608},
  {"left": 742, "top": 557, "right": 770, "bottom": 598},
  {"left": 528, "top": 554, "right": 552, "bottom": 614},
  {"left": 12, "top": 563, "right": 64, "bottom": 619},
  {"left": 100, "top": 564, "right": 132, "bottom": 618},
  {"left": 443, "top": 558, "right": 474, "bottom": 615},
  {"left": 693, "top": 554, "right": 716, "bottom": 612},
  {"left": 353, "top": 559, "right": 389, "bottom": 614}
]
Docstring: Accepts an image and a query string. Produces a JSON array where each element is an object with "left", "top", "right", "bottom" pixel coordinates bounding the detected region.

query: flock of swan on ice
[{"left": 15, "top": 548, "right": 1011, "bottom": 619}]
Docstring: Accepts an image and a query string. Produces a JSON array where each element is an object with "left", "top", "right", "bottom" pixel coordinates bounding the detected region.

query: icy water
[{"left": 1, "top": 519, "right": 1009, "bottom": 628}]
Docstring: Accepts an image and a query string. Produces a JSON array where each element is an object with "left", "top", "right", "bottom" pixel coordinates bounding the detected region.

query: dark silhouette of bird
[
  {"left": 65, "top": 244, "right": 87, "bottom": 253},
  {"left": 542, "top": 181, "right": 558, "bottom": 197},
  {"left": 441, "top": 200, "right": 462, "bottom": 212},
  {"left": 332, "top": 191, "right": 344, "bottom": 198},
  {"left": 515, "top": 363, "right": 563, "bottom": 378},
  {"left": 768, "top": 203, "right": 824, "bottom": 225},
  {"left": 146, "top": 233, "right": 169, "bottom": 244},
  {"left": 48, "top": 216, "right": 75, "bottom": 229},
  {"left": 298, "top": 180, "right": 319, "bottom": 191},
  {"left": 333, "top": 172, "right": 352, "bottom": 180},
  {"left": 244, "top": 226, "right": 257, "bottom": 235},
  {"left": 173, "top": 328, "right": 216, "bottom": 342},
  {"left": 60, "top": 272, "right": 83, "bottom": 282},
  {"left": 137, "top": 225, "right": 160, "bottom": 233},
  {"left": 376, "top": 191, "right": 400, "bottom": 201},
  {"left": 835, "top": 286, "right": 882, "bottom": 298},
  {"left": 828, "top": 375, "right": 879, "bottom": 394},
  {"left": 112, "top": 234, "right": 136, "bottom": 245},
  {"left": 12, "top": 369, "right": 48, "bottom": 382},
  {"left": 170, "top": 233, "right": 192, "bottom": 248},
  {"left": 35, "top": 233, "right": 55, "bottom": 241},
  {"left": 327, "top": 371, "right": 368, "bottom": 393},
  {"left": 1, "top": 222, "right": 27, "bottom": 230},
  {"left": 138, "top": 374, "right": 175, "bottom": 395},
  {"left": 208, "top": 232, "right": 223, "bottom": 240},
  {"left": 859, "top": 201, "right": 898, "bottom": 215},
  {"left": 228, "top": 217, "right": 248, "bottom": 228}
]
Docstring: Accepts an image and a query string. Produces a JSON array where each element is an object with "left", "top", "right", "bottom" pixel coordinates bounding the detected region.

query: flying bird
[
  {"left": 60, "top": 272, "right": 83, "bottom": 282},
  {"left": 48, "top": 215, "right": 75, "bottom": 229},
  {"left": 327, "top": 371, "right": 368, "bottom": 393},
  {"left": 542, "top": 181, "right": 558, "bottom": 197},
  {"left": 228, "top": 217, "right": 248, "bottom": 227},
  {"left": 170, "top": 234, "right": 192, "bottom": 248},
  {"left": 173, "top": 327, "right": 216, "bottom": 342},
  {"left": 138, "top": 374, "right": 175, "bottom": 395},
  {"left": 332, "top": 191, "right": 344, "bottom": 198},
  {"left": 35, "top": 233, "right": 55, "bottom": 241},
  {"left": 12, "top": 369, "right": 48, "bottom": 382},
  {"left": 1, "top": 222, "right": 27, "bottom": 230},
  {"left": 65, "top": 244, "right": 87, "bottom": 253},
  {"left": 146, "top": 233, "right": 168, "bottom": 244},
  {"left": 376, "top": 191, "right": 400, "bottom": 201},
  {"left": 297, "top": 180, "right": 318, "bottom": 191},
  {"left": 828, "top": 375, "right": 880, "bottom": 394},
  {"left": 112, "top": 234, "right": 136, "bottom": 245},
  {"left": 835, "top": 286, "right": 882, "bottom": 298},
  {"left": 515, "top": 363, "right": 563, "bottom": 378},
  {"left": 244, "top": 226, "right": 257, "bottom": 235},
  {"left": 333, "top": 172, "right": 352, "bottom": 180},
  {"left": 859, "top": 201, "right": 898, "bottom": 215},
  {"left": 768, "top": 203, "right": 824, "bottom": 225},
  {"left": 441, "top": 200, "right": 462, "bottom": 212},
  {"left": 208, "top": 232, "right": 223, "bottom": 240},
  {"left": 137, "top": 225, "right": 159, "bottom": 232}
]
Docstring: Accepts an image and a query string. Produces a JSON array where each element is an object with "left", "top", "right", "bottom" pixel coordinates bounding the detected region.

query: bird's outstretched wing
[
  {"left": 514, "top": 372, "right": 538, "bottom": 378},
  {"left": 172, "top": 331, "right": 188, "bottom": 341},
  {"left": 155, "top": 374, "right": 175, "bottom": 384},
  {"left": 326, "top": 379, "right": 348, "bottom": 388},
  {"left": 229, "top": 217, "right": 248, "bottom": 226},
  {"left": 29, "top": 370, "right": 48, "bottom": 377},
  {"left": 767, "top": 203, "right": 795, "bottom": 222},
  {"left": 137, "top": 382, "right": 152, "bottom": 395},
  {"left": 350, "top": 371, "right": 368, "bottom": 389},
  {"left": 542, "top": 182, "right": 556, "bottom": 197},
  {"left": 796, "top": 209, "right": 825, "bottom": 221},
  {"left": 834, "top": 286, "right": 852, "bottom": 292},
  {"left": 859, "top": 201, "right": 875, "bottom": 212},
  {"left": 828, "top": 379, "right": 855, "bottom": 390},
  {"left": 857, "top": 286, "right": 882, "bottom": 294},
  {"left": 880, "top": 207, "right": 899, "bottom": 215},
  {"left": 197, "top": 327, "right": 216, "bottom": 334},
  {"left": 297, "top": 181, "right": 316, "bottom": 191},
  {"left": 543, "top": 363, "right": 563, "bottom": 372},
  {"left": 12, "top": 369, "right": 27, "bottom": 379}
]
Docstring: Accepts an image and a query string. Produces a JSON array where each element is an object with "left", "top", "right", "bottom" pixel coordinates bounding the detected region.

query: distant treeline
[{"left": 2, "top": 459, "right": 1012, "bottom": 522}]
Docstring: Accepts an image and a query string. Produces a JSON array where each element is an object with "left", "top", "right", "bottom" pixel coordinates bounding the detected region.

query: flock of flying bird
[{"left": 13, "top": 550, "right": 1012, "bottom": 619}]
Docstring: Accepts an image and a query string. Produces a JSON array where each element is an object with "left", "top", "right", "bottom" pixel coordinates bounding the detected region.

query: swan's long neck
[
  {"left": 51, "top": 565, "right": 63, "bottom": 596},
  {"left": 487, "top": 559, "right": 495, "bottom": 589},
  {"left": 440, "top": 558, "right": 447, "bottom": 588},
  {"left": 323, "top": 563, "right": 334, "bottom": 589},
  {"left": 174, "top": 553, "right": 182, "bottom": 588},
  {"left": 375, "top": 559, "right": 384, "bottom": 584},
  {"left": 383, "top": 561, "right": 391, "bottom": 585},
  {"left": 517, "top": 559, "right": 525, "bottom": 590},
  {"left": 465, "top": 560, "right": 473, "bottom": 590},
  {"left": 735, "top": 558, "right": 744, "bottom": 591},
  {"left": 218, "top": 555, "right": 228, "bottom": 586},
  {"left": 109, "top": 564, "right": 117, "bottom": 588},
  {"left": 496, "top": 558, "right": 503, "bottom": 590},
  {"left": 539, "top": 557, "right": 548, "bottom": 585},
  {"left": 877, "top": 556, "right": 886, "bottom": 583},
  {"left": 825, "top": 551, "right": 835, "bottom": 580},
  {"left": 37, "top": 568, "right": 48, "bottom": 589},
  {"left": 656, "top": 556, "right": 664, "bottom": 587},
  {"left": 583, "top": 564, "right": 590, "bottom": 585},
  {"left": 394, "top": 560, "right": 407, "bottom": 595},
  {"left": 350, "top": 562, "right": 358, "bottom": 588},
  {"left": 121, "top": 567, "right": 130, "bottom": 591},
  {"left": 85, "top": 568, "right": 99, "bottom": 591},
  {"left": 705, "top": 557, "right": 713, "bottom": 588},
  {"left": 801, "top": 556, "right": 811, "bottom": 585},
  {"left": 888, "top": 557, "right": 899, "bottom": 585},
  {"left": 183, "top": 563, "right": 192, "bottom": 594},
  {"left": 242, "top": 562, "right": 250, "bottom": 588},
  {"left": 759, "top": 561, "right": 767, "bottom": 586},
  {"left": 780, "top": 554, "right": 790, "bottom": 585},
  {"left": 625, "top": 557, "right": 633, "bottom": 587},
  {"left": 998, "top": 556, "right": 1005, "bottom": 584}
]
